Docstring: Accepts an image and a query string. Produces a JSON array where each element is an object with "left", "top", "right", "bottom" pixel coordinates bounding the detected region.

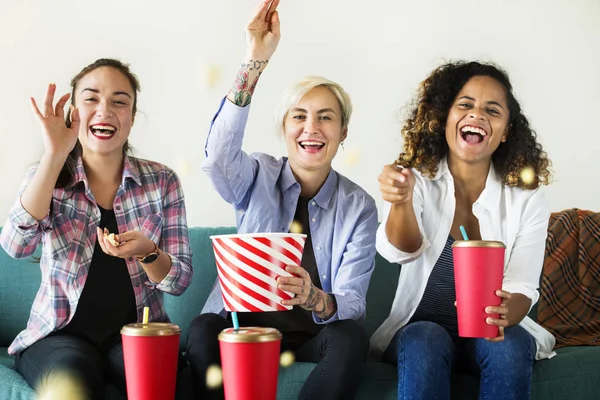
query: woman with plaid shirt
[{"left": 0, "top": 59, "right": 193, "bottom": 399}]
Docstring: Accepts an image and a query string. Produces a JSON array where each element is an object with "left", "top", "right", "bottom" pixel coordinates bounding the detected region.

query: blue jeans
[{"left": 382, "top": 321, "right": 536, "bottom": 400}]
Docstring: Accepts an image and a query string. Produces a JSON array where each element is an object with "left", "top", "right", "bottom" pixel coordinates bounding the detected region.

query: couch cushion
[
  {"left": 0, "top": 348, "right": 35, "bottom": 400},
  {"left": 537, "top": 209, "right": 600, "bottom": 347},
  {"left": 532, "top": 345, "right": 600, "bottom": 400},
  {"left": 364, "top": 254, "right": 399, "bottom": 337},
  {"left": 0, "top": 228, "right": 41, "bottom": 348}
]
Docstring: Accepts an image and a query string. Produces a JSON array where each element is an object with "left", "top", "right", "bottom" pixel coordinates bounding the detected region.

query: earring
[{"left": 341, "top": 142, "right": 345, "bottom": 151}]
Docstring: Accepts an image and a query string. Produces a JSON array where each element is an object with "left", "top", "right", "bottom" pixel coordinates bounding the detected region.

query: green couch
[{"left": 1, "top": 226, "right": 599, "bottom": 399}]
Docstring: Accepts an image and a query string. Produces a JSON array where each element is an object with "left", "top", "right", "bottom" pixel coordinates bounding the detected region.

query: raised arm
[
  {"left": 202, "top": 0, "right": 282, "bottom": 209},
  {"left": 227, "top": 0, "right": 281, "bottom": 107},
  {"left": 0, "top": 84, "right": 80, "bottom": 258},
  {"left": 22, "top": 83, "right": 80, "bottom": 220}
]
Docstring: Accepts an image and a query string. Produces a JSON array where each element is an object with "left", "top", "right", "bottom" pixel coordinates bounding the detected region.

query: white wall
[{"left": 1, "top": 0, "right": 599, "bottom": 227}]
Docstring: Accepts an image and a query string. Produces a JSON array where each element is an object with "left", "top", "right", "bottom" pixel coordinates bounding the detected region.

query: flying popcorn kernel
[
  {"left": 206, "top": 364, "right": 223, "bottom": 389},
  {"left": 37, "top": 371, "right": 86, "bottom": 400},
  {"left": 280, "top": 350, "right": 296, "bottom": 367},
  {"left": 520, "top": 166, "right": 535, "bottom": 185},
  {"left": 289, "top": 220, "right": 303, "bottom": 234}
]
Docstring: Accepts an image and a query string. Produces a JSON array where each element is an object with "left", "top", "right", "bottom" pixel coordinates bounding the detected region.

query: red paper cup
[
  {"left": 452, "top": 240, "right": 505, "bottom": 338},
  {"left": 121, "top": 323, "right": 181, "bottom": 400},
  {"left": 210, "top": 233, "right": 307, "bottom": 312},
  {"left": 218, "top": 327, "right": 282, "bottom": 400}
]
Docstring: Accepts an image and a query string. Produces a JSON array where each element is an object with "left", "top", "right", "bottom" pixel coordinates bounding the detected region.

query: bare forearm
[
  {"left": 226, "top": 57, "right": 269, "bottom": 107},
  {"left": 505, "top": 293, "right": 531, "bottom": 326},
  {"left": 385, "top": 202, "right": 421, "bottom": 253},
  {"left": 303, "top": 285, "right": 337, "bottom": 320},
  {"left": 20, "top": 153, "right": 66, "bottom": 220}
]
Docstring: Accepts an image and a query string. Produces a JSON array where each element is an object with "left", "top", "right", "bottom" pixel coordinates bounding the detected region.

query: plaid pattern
[
  {"left": 537, "top": 209, "right": 600, "bottom": 347},
  {"left": 0, "top": 155, "right": 192, "bottom": 355}
]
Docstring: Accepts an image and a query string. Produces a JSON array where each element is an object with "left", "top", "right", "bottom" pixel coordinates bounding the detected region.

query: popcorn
[
  {"left": 289, "top": 220, "right": 303, "bottom": 234},
  {"left": 280, "top": 350, "right": 295, "bottom": 367},
  {"left": 37, "top": 371, "right": 85, "bottom": 400},
  {"left": 342, "top": 148, "right": 361, "bottom": 167},
  {"left": 206, "top": 364, "right": 223, "bottom": 389},
  {"left": 104, "top": 232, "right": 121, "bottom": 247},
  {"left": 520, "top": 166, "right": 535, "bottom": 185}
]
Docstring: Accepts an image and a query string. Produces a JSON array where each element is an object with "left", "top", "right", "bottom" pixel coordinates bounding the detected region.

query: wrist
[
  {"left": 41, "top": 152, "right": 68, "bottom": 169},
  {"left": 136, "top": 241, "right": 159, "bottom": 264}
]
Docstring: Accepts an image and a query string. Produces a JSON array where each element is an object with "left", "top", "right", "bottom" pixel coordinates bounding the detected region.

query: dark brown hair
[{"left": 56, "top": 58, "right": 140, "bottom": 188}]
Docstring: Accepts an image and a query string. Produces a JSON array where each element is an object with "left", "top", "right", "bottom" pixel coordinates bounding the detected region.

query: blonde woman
[{"left": 185, "top": 1, "right": 377, "bottom": 399}]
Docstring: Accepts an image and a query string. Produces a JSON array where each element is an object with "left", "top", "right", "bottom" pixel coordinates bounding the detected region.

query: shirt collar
[
  {"left": 433, "top": 157, "right": 502, "bottom": 212},
  {"left": 476, "top": 162, "right": 502, "bottom": 212},
  {"left": 430, "top": 157, "right": 452, "bottom": 181},
  {"left": 65, "top": 154, "right": 142, "bottom": 190},
  {"left": 280, "top": 159, "right": 338, "bottom": 210},
  {"left": 312, "top": 168, "right": 338, "bottom": 210}
]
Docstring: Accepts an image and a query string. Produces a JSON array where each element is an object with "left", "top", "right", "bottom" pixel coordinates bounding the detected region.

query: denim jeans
[
  {"left": 186, "top": 313, "right": 368, "bottom": 400},
  {"left": 382, "top": 321, "right": 536, "bottom": 400}
]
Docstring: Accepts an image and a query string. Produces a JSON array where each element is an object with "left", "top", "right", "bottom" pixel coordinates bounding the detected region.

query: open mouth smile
[{"left": 89, "top": 124, "right": 117, "bottom": 140}]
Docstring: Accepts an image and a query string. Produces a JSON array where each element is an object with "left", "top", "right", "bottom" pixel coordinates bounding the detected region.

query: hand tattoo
[{"left": 302, "top": 283, "right": 337, "bottom": 320}]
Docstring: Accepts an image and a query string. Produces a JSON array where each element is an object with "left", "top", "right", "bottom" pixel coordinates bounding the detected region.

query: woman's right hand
[
  {"left": 30, "top": 83, "right": 80, "bottom": 160},
  {"left": 244, "top": 0, "right": 281, "bottom": 61},
  {"left": 378, "top": 164, "right": 416, "bottom": 205}
]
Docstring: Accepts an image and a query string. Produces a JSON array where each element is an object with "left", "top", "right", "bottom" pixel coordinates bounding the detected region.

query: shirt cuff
[
  {"left": 502, "top": 282, "right": 539, "bottom": 310},
  {"left": 312, "top": 292, "right": 347, "bottom": 324},
  {"left": 10, "top": 197, "right": 51, "bottom": 235},
  {"left": 216, "top": 97, "right": 252, "bottom": 134},
  {"left": 375, "top": 226, "right": 430, "bottom": 264}
]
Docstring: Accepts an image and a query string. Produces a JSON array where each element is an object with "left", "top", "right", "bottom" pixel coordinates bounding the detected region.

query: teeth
[
  {"left": 300, "top": 141, "right": 324, "bottom": 146},
  {"left": 91, "top": 125, "right": 116, "bottom": 131},
  {"left": 461, "top": 126, "right": 486, "bottom": 136}
]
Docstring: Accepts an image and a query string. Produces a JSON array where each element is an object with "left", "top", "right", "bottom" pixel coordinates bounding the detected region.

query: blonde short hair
[{"left": 275, "top": 76, "right": 352, "bottom": 137}]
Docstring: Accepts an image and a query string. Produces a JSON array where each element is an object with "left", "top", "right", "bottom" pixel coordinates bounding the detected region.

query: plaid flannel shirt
[{"left": 0, "top": 155, "right": 193, "bottom": 355}]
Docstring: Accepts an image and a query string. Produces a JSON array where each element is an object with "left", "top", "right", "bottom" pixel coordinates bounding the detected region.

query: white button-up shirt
[{"left": 370, "top": 158, "right": 556, "bottom": 360}]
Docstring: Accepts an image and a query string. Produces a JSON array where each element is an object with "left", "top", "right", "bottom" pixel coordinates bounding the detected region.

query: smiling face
[
  {"left": 284, "top": 85, "right": 347, "bottom": 177},
  {"left": 74, "top": 66, "right": 135, "bottom": 157},
  {"left": 445, "top": 75, "right": 510, "bottom": 166}
]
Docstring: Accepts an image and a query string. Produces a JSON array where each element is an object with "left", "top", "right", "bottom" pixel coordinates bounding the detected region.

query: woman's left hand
[
  {"left": 277, "top": 265, "right": 316, "bottom": 308},
  {"left": 484, "top": 289, "right": 511, "bottom": 342},
  {"left": 96, "top": 227, "right": 155, "bottom": 260}
]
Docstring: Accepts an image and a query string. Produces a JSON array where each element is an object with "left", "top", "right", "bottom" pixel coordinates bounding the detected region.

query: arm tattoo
[{"left": 229, "top": 60, "right": 268, "bottom": 107}]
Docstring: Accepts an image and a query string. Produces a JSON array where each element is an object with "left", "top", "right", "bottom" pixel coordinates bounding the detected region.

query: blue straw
[
  {"left": 231, "top": 311, "right": 240, "bottom": 331},
  {"left": 459, "top": 225, "right": 469, "bottom": 241}
]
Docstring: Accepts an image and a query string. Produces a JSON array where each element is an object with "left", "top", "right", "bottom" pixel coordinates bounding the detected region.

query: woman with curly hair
[{"left": 369, "top": 61, "right": 555, "bottom": 399}]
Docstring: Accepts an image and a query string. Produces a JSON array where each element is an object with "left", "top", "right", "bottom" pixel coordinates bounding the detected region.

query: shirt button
[
  {"left": 129, "top": 257, "right": 133, "bottom": 261},
  {"left": 311, "top": 217, "right": 317, "bottom": 223},
  {"left": 116, "top": 205, "right": 121, "bottom": 210},
  {"left": 311, "top": 201, "right": 316, "bottom": 206},
  {"left": 135, "top": 283, "right": 140, "bottom": 287},
  {"left": 322, "top": 274, "right": 327, "bottom": 280},
  {"left": 316, "top": 246, "right": 322, "bottom": 251}
]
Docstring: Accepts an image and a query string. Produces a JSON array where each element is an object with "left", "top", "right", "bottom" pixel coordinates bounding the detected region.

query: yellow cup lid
[
  {"left": 120, "top": 322, "right": 181, "bottom": 337},
  {"left": 218, "top": 327, "right": 282, "bottom": 343}
]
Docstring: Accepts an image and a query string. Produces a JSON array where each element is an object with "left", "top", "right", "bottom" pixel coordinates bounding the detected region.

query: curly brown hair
[{"left": 396, "top": 61, "right": 551, "bottom": 189}]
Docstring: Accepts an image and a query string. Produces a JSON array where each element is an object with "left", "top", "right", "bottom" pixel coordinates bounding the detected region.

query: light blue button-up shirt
[{"left": 201, "top": 98, "right": 378, "bottom": 323}]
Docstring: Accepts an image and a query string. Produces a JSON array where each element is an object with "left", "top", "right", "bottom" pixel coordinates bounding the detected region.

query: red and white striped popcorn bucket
[{"left": 210, "top": 233, "right": 307, "bottom": 312}]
